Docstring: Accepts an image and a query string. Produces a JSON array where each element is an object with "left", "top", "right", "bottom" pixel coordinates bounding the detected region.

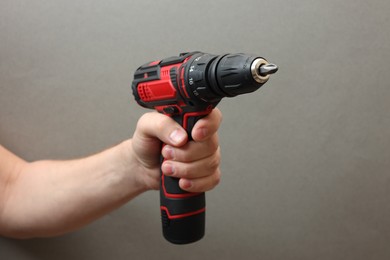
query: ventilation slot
[{"left": 138, "top": 84, "right": 153, "bottom": 101}]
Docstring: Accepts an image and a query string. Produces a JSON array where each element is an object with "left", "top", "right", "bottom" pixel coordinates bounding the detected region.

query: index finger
[{"left": 191, "top": 108, "right": 223, "bottom": 142}]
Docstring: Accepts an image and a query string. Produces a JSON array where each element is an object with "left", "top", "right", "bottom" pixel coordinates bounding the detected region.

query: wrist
[{"left": 118, "top": 139, "right": 154, "bottom": 193}]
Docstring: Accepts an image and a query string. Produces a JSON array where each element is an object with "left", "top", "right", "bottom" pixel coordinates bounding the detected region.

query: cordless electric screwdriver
[{"left": 131, "top": 51, "right": 278, "bottom": 244}]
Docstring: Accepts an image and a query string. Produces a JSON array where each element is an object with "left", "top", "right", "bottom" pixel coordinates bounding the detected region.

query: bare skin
[{"left": 0, "top": 109, "right": 222, "bottom": 239}]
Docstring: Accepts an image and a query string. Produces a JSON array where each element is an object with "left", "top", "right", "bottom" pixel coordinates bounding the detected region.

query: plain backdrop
[{"left": 1, "top": 1, "right": 390, "bottom": 259}]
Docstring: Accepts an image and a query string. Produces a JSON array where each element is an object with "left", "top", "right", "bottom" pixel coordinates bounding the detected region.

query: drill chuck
[{"left": 187, "top": 53, "right": 278, "bottom": 102}]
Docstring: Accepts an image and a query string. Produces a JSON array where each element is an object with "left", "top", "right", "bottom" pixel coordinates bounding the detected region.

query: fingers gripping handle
[{"left": 160, "top": 113, "right": 207, "bottom": 244}]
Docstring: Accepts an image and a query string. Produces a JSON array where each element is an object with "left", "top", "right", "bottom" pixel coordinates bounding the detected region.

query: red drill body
[{"left": 132, "top": 51, "right": 277, "bottom": 244}]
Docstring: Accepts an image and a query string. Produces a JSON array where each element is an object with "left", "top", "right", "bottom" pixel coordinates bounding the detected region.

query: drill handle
[{"left": 159, "top": 112, "right": 209, "bottom": 244}]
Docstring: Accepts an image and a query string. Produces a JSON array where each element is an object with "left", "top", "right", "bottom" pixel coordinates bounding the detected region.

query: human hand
[{"left": 131, "top": 108, "right": 222, "bottom": 193}]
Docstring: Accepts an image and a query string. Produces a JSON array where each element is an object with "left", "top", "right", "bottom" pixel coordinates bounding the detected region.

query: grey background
[{"left": 1, "top": 0, "right": 390, "bottom": 259}]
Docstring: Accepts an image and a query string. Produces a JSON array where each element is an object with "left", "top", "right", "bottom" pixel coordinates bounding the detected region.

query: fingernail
[
  {"left": 197, "top": 127, "right": 208, "bottom": 140},
  {"left": 170, "top": 129, "right": 186, "bottom": 144},
  {"left": 162, "top": 163, "right": 174, "bottom": 175},
  {"left": 181, "top": 179, "right": 193, "bottom": 189},
  {"left": 162, "top": 146, "right": 174, "bottom": 159}
]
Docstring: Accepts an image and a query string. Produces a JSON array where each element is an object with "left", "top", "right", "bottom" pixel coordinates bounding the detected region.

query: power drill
[{"left": 131, "top": 51, "right": 278, "bottom": 244}]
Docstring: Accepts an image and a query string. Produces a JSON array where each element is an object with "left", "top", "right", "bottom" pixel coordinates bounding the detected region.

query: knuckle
[
  {"left": 155, "top": 116, "right": 171, "bottom": 133},
  {"left": 208, "top": 151, "right": 221, "bottom": 170},
  {"left": 215, "top": 108, "right": 223, "bottom": 123},
  {"left": 136, "top": 113, "right": 149, "bottom": 131},
  {"left": 208, "top": 136, "right": 220, "bottom": 152},
  {"left": 213, "top": 169, "right": 221, "bottom": 186},
  {"left": 203, "top": 170, "right": 221, "bottom": 192}
]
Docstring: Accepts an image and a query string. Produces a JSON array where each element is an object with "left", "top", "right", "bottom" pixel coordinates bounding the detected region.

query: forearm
[
  {"left": 0, "top": 110, "right": 222, "bottom": 239},
  {"left": 0, "top": 140, "right": 147, "bottom": 238}
]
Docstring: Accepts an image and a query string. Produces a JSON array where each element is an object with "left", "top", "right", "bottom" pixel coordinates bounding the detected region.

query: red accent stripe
[
  {"left": 183, "top": 110, "right": 212, "bottom": 130},
  {"left": 179, "top": 67, "right": 190, "bottom": 98},
  {"left": 149, "top": 60, "right": 161, "bottom": 66},
  {"left": 161, "top": 206, "right": 205, "bottom": 219},
  {"left": 161, "top": 173, "right": 201, "bottom": 198}
]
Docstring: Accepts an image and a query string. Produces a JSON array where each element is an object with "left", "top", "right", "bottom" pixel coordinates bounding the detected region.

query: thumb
[{"left": 134, "top": 112, "right": 188, "bottom": 147}]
